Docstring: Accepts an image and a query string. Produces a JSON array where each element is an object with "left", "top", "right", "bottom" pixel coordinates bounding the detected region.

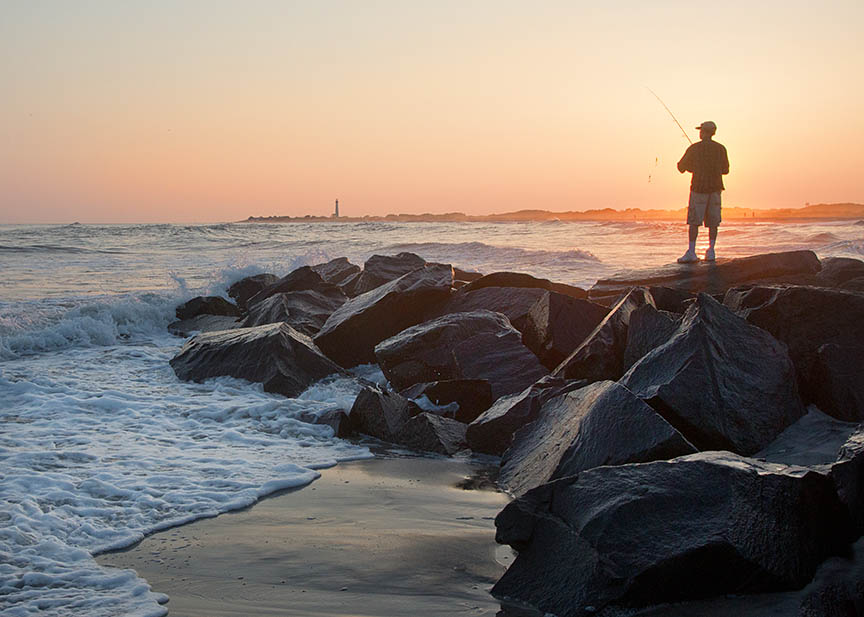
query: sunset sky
[{"left": 1, "top": 1, "right": 862, "bottom": 223}]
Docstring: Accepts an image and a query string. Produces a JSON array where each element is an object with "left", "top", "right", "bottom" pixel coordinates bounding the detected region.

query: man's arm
[
  {"left": 677, "top": 145, "right": 694, "bottom": 173},
  {"left": 721, "top": 144, "right": 730, "bottom": 175}
]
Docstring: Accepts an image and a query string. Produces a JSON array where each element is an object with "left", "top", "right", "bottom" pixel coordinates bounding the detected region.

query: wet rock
[
  {"left": 298, "top": 408, "right": 351, "bottom": 438},
  {"left": 500, "top": 381, "right": 696, "bottom": 497},
  {"left": 841, "top": 277, "right": 864, "bottom": 293},
  {"left": 589, "top": 250, "right": 821, "bottom": 304},
  {"left": 520, "top": 293, "right": 610, "bottom": 370},
  {"left": 459, "top": 271, "right": 587, "bottom": 299},
  {"left": 170, "top": 323, "right": 343, "bottom": 398},
  {"left": 724, "top": 285, "right": 864, "bottom": 420},
  {"left": 240, "top": 288, "right": 347, "bottom": 336},
  {"left": 552, "top": 287, "right": 654, "bottom": 383},
  {"left": 434, "top": 286, "right": 547, "bottom": 333},
  {"left": 246, "top": 266, "right": 339, "bottom": 308},
  {"left": 347, "top": 252, "right": 427, "bottom": 296},
  {"left": 227, "top": 273, "right": 279, "bottom": 311},
  {"left": 622, "top": 294, "right": 804, "bottom": 454},
  {"left": 493, "top": 452, "right": 853, "bottom": 617},
  {"left": 622, "top": 304, "right": 681, "bottom": 371},
  {"left": 168, "top": 314, "right": 241, "bottom": 337},
  {"left": 374, "top": 310, "right": 548, "bottom": 400},
  {"left": 175, "top": 296, "right": 241, "bottom": 320},
  {"left": 399, "top": 412, "right": 468, "bottom": 455},
  {"left": 400, "top": 379, "right": 494, "bottom": 424},
  {"left": 311, "top": 257, "right": 361, "bottom": 286},
  {"left": 466, "top": 376, "right": 587, "bottom": 456},
  {"left": 314, "top": 263, "right": 454, "bottom": 367},
  {"left": 347, "top": 385, "right": 421, "bottom": 442},
  {"left": 453, "top": 267, "right": 483, "bottom": 283},
  {"left": 817, "top": 257, "right": 864, "bottom": 288}
]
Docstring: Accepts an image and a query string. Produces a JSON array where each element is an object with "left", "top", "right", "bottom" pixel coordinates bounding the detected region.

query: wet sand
[{"left": 98, "top": 455, "right": 514, "bottom": 617}]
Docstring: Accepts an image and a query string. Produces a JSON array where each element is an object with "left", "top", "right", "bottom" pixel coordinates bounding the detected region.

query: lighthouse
[{"left": 333, "top": 199, "right": 339, "bottom": 218}]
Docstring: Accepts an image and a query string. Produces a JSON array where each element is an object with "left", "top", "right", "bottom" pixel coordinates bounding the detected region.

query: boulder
[
  {"left": 648, "top": 285, "right": 697, "bottom": 313},
  {"left": 246, "top": 266, "right": 340, "bottom": 308},
  {"left": 434, "top": 286, "right": 547, "bottom": 333},
  {"left": 493, "top": 452, "right": 853, "bottom": 617},
  {"left": 724, "top": 285, "right": 864, "bottom": 421},
  {"left": 622, "top": 294, "right": 805, "bottom": 455},
  {"left": 400, "top": 379, "right": 493, "bottom": 424},
  {"left": 842, "top": 277, "right": 864, "bottom": 292},
  {"left": 227, "top": 273, "right": 279, "bottom": 310},
  {"left": 298, "top": 408, "right": 351, "bottom": 438},
  {"left": 622, "top": 304, "right": 681, "bottom": 371},
  {"left": 589, "top": 250, "right": 821, "bottom": 304},
  {"left": 169, "top": 323, "right": 343, "bottom": 398},
  {"left": 500, "top": 381, "right": 696, "bottom": 497},
  {"left": 757, "top": 408, "right": 864, "bottom": 535},
  {"left": 453, "top": 267, "right": 483, "bottom": 283},
  {"left": 311, "top": 257, "right": 361, "bottom": 286},
  {"left": 520, "top": 292, "right": 610, "bottom": 369},
  {"left": 817, "top": 257, "right": 864, "bottom": 288},
  {"left": 347, "top": 252, "right": 427, "bottom": 296},
  {"left": 812, "top": 344, "right": 864, "bottom": 422},
  {"left": 168, "top": 314, "right": 240, "bottom": 337},
  {"left": 347, "top": 385, "right": 421, "bottom": 442},
  {"left": 175, "top": 296, "right": 241, "bottom": 320},
  {"left": 459, "top": 271, "right": 587, "bottom": 299},
  {"left": 374, "top": 310, "right": 548, "bottom": 400},
  {"left": 314, "top": 263, "right": 454, "bottom": 367},
  {"left": 240, "top": 288, "right": 347, "bottom": 336},
  {"left": 466, "top": 376, "right": 587, "bottom": 456},
  {"left": 399, "top": 412, "right": 468, "bottom": 455},
  {"left": 552, "top": 287, "right": 654, "bottom": 383}
]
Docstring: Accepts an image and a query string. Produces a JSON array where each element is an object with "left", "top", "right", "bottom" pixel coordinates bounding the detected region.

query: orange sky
[{"left": 1, "top": 1, "right": 862, "bottom": 223}]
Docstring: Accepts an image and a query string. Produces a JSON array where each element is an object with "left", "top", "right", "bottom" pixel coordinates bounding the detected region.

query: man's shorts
[{"left": 687, "top": 191, "right": 722, "bottom": 227}]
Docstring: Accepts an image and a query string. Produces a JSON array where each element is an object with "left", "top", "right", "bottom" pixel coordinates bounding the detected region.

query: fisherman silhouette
[{"left": 676, "top": 121, "right": 729, "bottom": 263}]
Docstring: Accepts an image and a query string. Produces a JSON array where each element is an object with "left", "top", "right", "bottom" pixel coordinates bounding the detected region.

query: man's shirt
[{"left": 678, "top": 139, "right": 729, "bottom": 193}]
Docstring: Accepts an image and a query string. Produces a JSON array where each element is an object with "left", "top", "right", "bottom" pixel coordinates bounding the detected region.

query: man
[{"left": 676, "top": 121, "right": 729, "bottom": 263}]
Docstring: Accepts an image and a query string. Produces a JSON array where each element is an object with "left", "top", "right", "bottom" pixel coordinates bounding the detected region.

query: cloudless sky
[{"left": 1, "top": 0, "right": 862, "bottom": 223}]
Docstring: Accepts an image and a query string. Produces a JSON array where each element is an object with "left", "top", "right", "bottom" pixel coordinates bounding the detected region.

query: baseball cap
[{"left": 696, "top": 121, "right": 717, "bottom": 132}]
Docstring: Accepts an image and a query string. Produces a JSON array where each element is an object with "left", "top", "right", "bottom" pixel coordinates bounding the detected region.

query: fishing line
[{"left": 646, "top": 87, "right": 693, "bottom": 145}]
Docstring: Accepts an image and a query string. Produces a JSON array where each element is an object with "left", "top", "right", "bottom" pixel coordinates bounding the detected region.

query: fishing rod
[{"left": 647, "top": 87, "right": 692, "bottom": 145}]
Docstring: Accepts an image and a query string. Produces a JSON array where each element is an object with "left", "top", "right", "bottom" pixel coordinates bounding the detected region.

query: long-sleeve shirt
[{"left": 677, "top": 139, "right": 729, "bottom": 193}]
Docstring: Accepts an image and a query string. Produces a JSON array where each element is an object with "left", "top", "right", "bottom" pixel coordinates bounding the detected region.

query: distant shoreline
[{"left": 240, "top": 202, "right": 864, "bottom": 224}]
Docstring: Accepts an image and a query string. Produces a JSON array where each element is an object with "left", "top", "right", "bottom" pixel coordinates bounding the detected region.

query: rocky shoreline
[{"left": 167, "top": 249, "right": 864, "bottom": 616}]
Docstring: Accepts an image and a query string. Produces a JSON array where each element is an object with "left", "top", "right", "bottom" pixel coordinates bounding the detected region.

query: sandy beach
[{"left": 97, "top": 454, "right": 513, "bottom": 617}]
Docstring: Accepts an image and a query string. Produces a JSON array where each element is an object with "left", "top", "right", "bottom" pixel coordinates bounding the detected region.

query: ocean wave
[
  {"left": 805, "top": 232, "right": 841, "bottom": 244},
  {"left": 0, "top": 244, "right": 127, "bottom": 254}
]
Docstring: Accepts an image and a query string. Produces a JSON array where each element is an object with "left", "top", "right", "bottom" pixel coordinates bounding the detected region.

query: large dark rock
[
  {"left": 520, "top": 292, "right": 610, "bottom": 369},
  {"left": 757, "top": 408, "right": 864, "bottom": 535},
  {"left": 724, "top": 285, "right": 864, "bottom": 421},
  {"left": 648, "top": 285, "right": 697, "bottom": 313},
  {"left": 399, "top": 412, "right": 468, "bottom": 455},
  {"left": 246, "top": 266, "right": 340, "bottom": 308},
  {"left": 240, "top": 288, "right": 347, "bottom": 336},
  {"left": 622, "top": 304, "right": 682, "bottom": 371},
  {"left": 175, "top": 296, "right": 241, "bottom": 320},
  {"left": 453, "top": 267, "right": 483, "bottom": 283},
  {"left": 589, "top": 250, "right": 821, "bottom": 304},
  {"left": 493, "top": 452, "right": 853, "bottom": 617},
  {"left": 227, "top": 273, "right": 279, "bottom": 310},
  {"left": 314, "top": 263, "right": 454, "bottom": 367},
  {"left": 459, "top": 271, "right": 587, "bottom": 299},
  {"left": 347, "top": 385, "right": 422, "bottom": 442},
  {"left": 466, "top": 376, "right": 587, "bottom": 456},
  {"left": 400, "top": 379, "right": 493, "bottom": 424},
  {"left": 168, "top": 314, "right": 240, "bottom": 337},
  {"left": 817, "top": 257, "right": 864, "bottom": 288},
  {"left": 169, "top": 323, "right": 343, "bottom": 398},
  {"left": 298, "top": 408, "right": 351, "bottom": 438},
  {"left": 311, "top": 257, "right": 361, "bottom": 286},
  {"left": 622, "top": 294, "right": 804, "bottom": 455},
  {"left": 552, "top": 287, "right": 654, "bottom": 383},
  {"left": 347, "top": 252, "right": 428, "bottom": 296},
  {"left": 374, "top": 310, "right": 548, "bottom": 400},
  {"left": 434, "top": 286, "right": 547, "bottom": 333},
  {"left": 500, "top": 381, "right": 696, "bottom": 497}
]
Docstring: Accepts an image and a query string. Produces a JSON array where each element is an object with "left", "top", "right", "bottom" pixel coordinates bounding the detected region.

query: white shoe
[
  {"left": 704, "top": 248, "right": 716, "bottom": 262},
  {"left": 677, "top": 249, "right": 699, "bottom": 264}
]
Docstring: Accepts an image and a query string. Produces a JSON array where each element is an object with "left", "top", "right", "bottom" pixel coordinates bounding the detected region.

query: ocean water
[{"left": 1, "top": 219, "right": 862, "bottom": 616}]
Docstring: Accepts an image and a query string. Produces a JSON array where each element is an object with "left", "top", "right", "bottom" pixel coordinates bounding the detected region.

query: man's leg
[
  {"left": 678, "top": 224, "right": 700, "bottom": 263},
  {"left": 689, "top": 224, "right": 699, "bottom": 252}
]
